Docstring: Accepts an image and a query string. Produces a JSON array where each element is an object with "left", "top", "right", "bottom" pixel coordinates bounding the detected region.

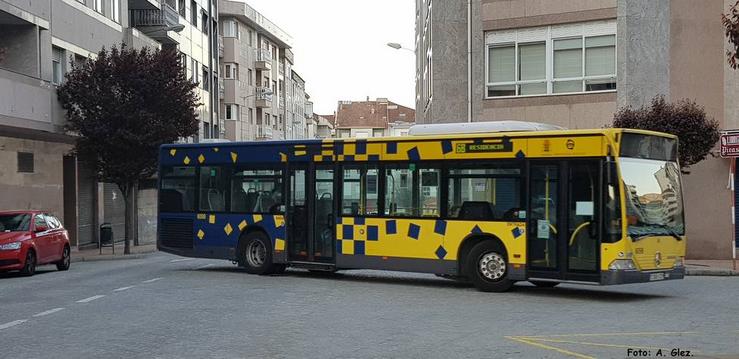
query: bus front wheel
[
  {"left": 465, "top": 241, "right": 514, "bottom": 292},
  {"left": 240, "top": 232, "right": 277, "bottom": 275}
]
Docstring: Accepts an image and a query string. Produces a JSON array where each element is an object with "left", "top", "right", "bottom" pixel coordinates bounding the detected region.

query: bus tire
[
  {"left": 530, "top": 281, "right": 559, "bottom": 288},
  {"left": 240, "top": 231, "right": 276, "bottom": 275},
  {"left": 465, "top": 241, "right": 513, "bottom": 292}
]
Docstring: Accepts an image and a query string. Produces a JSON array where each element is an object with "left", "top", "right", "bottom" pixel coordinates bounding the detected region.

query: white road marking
[
  {"left": 141, "top": 277, "right": 162, "bottom": 283},
  {"left": 196, "top": 264, "right": 214, "bottom": 270},
  {"left": 32, "top": 308, "right": 65, "bottom": 317},
  {"left": 113, "top": 286, "right": 134, "bottom": 292},
  {"left": 76, "top": 295, "right": 105, "bottom": 303},
  {"left": 0, "top": 320, "right": 27, "bottom": 330},
  {"left": 170, "top": 258, "right": 195, "bottom": 263}
]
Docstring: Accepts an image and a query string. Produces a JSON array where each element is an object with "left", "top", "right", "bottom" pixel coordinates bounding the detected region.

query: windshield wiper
[{"left": 632, "top": 224, "right": 683, "bottom": 241}]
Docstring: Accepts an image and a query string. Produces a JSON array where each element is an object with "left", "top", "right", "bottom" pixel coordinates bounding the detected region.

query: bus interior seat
[
  {"left": 207, "top": 189, "right": 224, "bottom": 211},
  {"left": 231, "top": 187, "right": 249, "bottom": 212},
  {"left": 244, "top": 189, "right": 259, "bottom": 212},
  {"left": 159, "top": 189, "right": 184, "bottom": 212},
  {"left": 459, "top": 201, "right": 495, "bottom": 220},
  {"left": 255, "top": 191, "right": 276, "bottom": 213}
]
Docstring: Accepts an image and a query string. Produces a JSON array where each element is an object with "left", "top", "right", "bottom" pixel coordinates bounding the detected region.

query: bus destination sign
[{"left": 456, "top": 138, "right": 513, "bottom": 154}]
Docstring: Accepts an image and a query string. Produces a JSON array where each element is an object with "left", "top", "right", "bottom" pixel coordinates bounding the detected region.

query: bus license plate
[{"left": 649, "top": 273, "right": 665, "bottom": 281}]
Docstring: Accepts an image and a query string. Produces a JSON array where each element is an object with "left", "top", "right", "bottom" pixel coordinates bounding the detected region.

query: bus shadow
[
  {"left": 182, "top": 266, "right": 669, "bottom": 301},
  {"left": 512, "top": 284, "right": 670, "bottom": 302}
]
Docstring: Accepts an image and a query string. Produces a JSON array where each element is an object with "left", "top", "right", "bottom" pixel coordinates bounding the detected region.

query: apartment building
[
  {"left": 334, "top": 98, "right": 415, "bottom": 139},
  {"left": 416, "top": 0, "right": 739, "bottom": 259},
  {"left": 219, "top": 0, "right": 311, "bottom": 142},
  {"left": 313, "top": 114, "right": 335, "bottom": 139},
  {"left": 0, "top": 0, "right": 218, "bottom": 248}
]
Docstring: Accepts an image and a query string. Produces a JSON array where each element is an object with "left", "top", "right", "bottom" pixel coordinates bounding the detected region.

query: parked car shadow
[{"left": 0, "top": 267, "right": 58, "bottom": 279}]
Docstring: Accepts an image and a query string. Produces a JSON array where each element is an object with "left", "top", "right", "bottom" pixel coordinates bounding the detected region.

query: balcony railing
[
  {"left": 257, "top": 48, "right": 272, "bottom": 62},
  {"left": 130, "top": 3, "right": 179, "bottom": 28},
  {"left": 256, "top": 87, "right": 272, "bottom": 101},
  {"left": 256, "top": 126, "right": 273, "bottom": 140}
]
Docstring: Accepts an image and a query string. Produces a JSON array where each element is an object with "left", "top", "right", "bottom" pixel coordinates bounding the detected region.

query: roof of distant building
[{"left": 334, "top": 99, "right": 415, "bottom": 129}]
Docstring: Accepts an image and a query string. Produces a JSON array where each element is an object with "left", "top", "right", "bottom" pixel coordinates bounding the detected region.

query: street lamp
[{"left": 386, "top": 42, "right": 414, "bottom": 53}]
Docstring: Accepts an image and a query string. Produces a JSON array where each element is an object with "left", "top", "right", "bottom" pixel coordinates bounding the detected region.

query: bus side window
[
  {"left": 199, "top": 166, "right": 228, "bottom": 212},
  {"left": 160, "top": 166, "right": 197, "bottom": 212}
]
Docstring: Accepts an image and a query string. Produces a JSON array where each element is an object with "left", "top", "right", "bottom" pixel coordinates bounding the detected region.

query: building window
[
  {"left": 190, "top": 0, "right": 198, "bottom": 26},
  {"left": 223, "top": 20, "right": 238, "bottom": 38},
  {"left": 191, "top": 59, "right": 199, "bottom": 84},
  {"left": 95, "top": 0, "right": 103, "bottom": 14},
  {"left": 248, "top": 30, "right": 253, "bottom": 46},
  {"left": 247, "top": 69, "right": 253, "bottom": 86},
  {"left": 17, "top": 152, "right": 34, "bottom": 173},
  {"left": 373, "top": 129, "right": 384, "bottom": 137},
  {"left": 248, "top": 108, "right": 253, "bottom": 124},
  {"left": 52, "top": 46, "right": 65, "bottom": 85},
  {"left": 225, "top": 104, "right": 238, "bottom": 120},
  {"left": 178, "top": 0, "right": 186, "bottom": 17},
  {"left": 485, "top": 20, "right": 616, "bottom": 98},
  {"left": 201, "top": 11, "right": 208, "bottom": 33},
  {"left": 224, "top": 63, "right": 238, "bottom": 79},
  {"left": 202, "top": 66, "right": 209, "bottom": 90}
]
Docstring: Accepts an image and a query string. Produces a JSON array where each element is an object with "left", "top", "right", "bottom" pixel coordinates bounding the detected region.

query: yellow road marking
[
  {"left": 521, "top": 331, "right": 699, "bottom": 338},
  {"left": 524, "top": 337, "right": 700, "bottom": 353},
  {"left": 505, "top": 336, "right": 595, "bottom": 359}
]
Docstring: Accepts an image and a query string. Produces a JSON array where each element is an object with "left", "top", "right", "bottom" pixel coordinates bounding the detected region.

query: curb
[
  {"left": 685, "top": 267, "right": 739, "bottom": 276},
  {"left": 71, "top": 250, "right": 158, "bottom": 263}
]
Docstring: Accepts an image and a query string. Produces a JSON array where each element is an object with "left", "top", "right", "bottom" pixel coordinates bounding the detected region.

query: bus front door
[{"left": 528, "top": 161, "right": 601, "bottom": 282}]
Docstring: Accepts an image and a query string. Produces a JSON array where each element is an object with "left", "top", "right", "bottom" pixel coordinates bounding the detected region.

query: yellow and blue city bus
[{"left": 157, "top": 127, "right": 685, "bottom": 292}]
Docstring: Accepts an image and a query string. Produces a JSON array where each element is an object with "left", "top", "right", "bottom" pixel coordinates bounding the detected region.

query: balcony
[
  {"left": 255, "top": 87, "right": 272, "bottom": 108},
  {"left": 219, "top": 81, "right": 225, "bottom": 98},
  {"left": 129, "top": 3, "right": 180, "bottom": 44},
  {"left": 256, "top": 126, "right": 273, "bottom": 140},
  {"left": 255, "top": 49, "right": 272, "bottom": 71}
]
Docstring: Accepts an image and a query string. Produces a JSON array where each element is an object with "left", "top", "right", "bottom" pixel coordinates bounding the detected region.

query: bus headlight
[
  {"left": 608, "top": 259, "right": 636, "bottom": 270},
  {"left": 673, "top": 257, "right": 684, "bottom": 268}
]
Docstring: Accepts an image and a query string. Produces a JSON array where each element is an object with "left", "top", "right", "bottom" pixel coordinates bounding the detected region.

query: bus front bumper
[{"left": 601, "top": 267, "right": 685, "bottom": 285}]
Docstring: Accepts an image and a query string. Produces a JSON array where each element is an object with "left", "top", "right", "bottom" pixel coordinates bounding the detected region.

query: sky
[{"left": 240, "top": 0, "right": 416, "bottom": 115}]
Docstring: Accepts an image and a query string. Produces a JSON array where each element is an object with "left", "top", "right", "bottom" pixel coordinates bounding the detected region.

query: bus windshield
[{"left": 620, "top": 157, "right": 685, "bottom": 239}]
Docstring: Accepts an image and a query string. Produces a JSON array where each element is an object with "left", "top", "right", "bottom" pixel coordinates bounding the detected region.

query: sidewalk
[
  {"left": 71, "top": 243, "right": 158, "bottom": 263},
  {"left": 685, "top": 259, "right": 739, "bottom": 276}
]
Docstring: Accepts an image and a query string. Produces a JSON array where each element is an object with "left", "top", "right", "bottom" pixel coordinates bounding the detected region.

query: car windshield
[
  {"left": 619, "top": 158, "right": 685, "bottom": 238},
  {"left": 0, "top": 214, "right": 31, "bottom": 232}
]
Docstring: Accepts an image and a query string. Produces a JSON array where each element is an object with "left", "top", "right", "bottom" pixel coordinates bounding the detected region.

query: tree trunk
[{"left": 120, "top": 181, "right": 136, "bottom": 255}]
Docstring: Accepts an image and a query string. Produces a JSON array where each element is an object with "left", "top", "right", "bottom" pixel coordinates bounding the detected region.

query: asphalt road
[{"left": 1, "top": 252, "right": 737, "bottom": 359}]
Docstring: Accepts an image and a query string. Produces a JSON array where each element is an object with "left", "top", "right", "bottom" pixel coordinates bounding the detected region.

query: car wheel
[
  {"left": 465, "top": 241, "right": 514, "bottom": 292},
  {"left": 530, "top": 280, "right": 559, "bottom": 288},
  {"left": 20, "top": 250, "right": 36, "bottom": 276},
  {"left": 56, "top": 245, "right": 71, "bottom": 271},
  {"left": 240, "top": 232, "right": 276, "bottom": 275}
]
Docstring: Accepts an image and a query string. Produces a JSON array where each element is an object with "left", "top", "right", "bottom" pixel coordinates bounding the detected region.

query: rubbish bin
[{"left": 100, "top": 223, "right": 113, "bottom": 246}]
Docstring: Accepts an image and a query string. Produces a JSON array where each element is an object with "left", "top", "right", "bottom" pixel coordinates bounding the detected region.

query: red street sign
[{"left": 720, "top": 133, "right": 739, "bottom": 158}]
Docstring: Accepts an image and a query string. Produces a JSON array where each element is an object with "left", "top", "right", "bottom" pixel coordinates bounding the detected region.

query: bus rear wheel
[
  {"left": 465, "top": 241, "right": 513, "bottom": 292},
  {"left": 240, "top": 232, "right": 277, "bottom": 275}
]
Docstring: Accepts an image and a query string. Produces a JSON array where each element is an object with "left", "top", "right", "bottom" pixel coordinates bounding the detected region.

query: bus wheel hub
[{"left": 479, "top": 252, "right": 505, "bottom": 281}]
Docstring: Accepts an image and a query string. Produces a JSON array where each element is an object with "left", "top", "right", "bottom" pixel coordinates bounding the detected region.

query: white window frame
[
  {"left": 484, "top": 20, "right": 617, "bottom": 99},
  {"left": 224, "top": 63, "right": 237, "bottom": 80},
  {"left": 223, "top": 19, "right": 238, "bottom": 38},
  {"left": 225, "top": 104, "right": 238, "bottom": 121}
]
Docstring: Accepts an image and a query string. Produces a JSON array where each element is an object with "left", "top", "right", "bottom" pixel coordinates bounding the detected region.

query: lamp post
[
  {"left": 386, "top": 42, "right": 414, "bottom": 53},
  {"left": 140, "top": 24, "right": 186, "bottom": 35}
]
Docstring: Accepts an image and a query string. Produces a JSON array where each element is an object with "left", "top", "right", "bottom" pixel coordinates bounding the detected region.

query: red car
[{"left": 0, "top": 211, "right": 71, "bottom": 276}]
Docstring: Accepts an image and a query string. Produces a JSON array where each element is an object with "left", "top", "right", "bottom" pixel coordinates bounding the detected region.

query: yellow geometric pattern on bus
[{"left": 336, "top": 217, "right": 526, "bottom": 264}]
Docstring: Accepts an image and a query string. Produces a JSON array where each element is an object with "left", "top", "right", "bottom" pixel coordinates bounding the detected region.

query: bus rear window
[{"left": 160, "top": 166, "right": 197, "bottom": 212}]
